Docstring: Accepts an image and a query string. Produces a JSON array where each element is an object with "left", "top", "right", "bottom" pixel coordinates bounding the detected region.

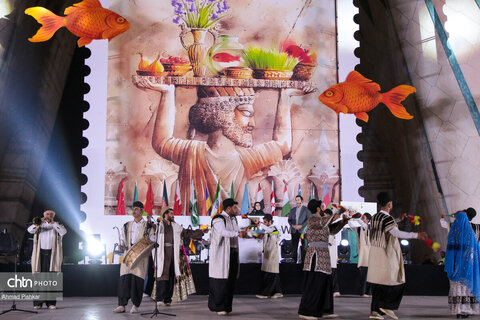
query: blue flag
[
  {"left": 298, "top": 184, "right": 302, "bottom": 196},
  {"left": 240, "top": 183, "right": 249, "bottom": 215}
]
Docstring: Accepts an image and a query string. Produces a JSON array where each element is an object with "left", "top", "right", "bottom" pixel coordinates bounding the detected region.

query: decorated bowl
[
  {"left": 292, "top": 62, "right": 317, "bottom": 81},
  {"left": 252, "top": 69, "right": 293, "bottom": 80},
  {"left": 161, "top": 63, "right": 192, "bottom": 76},
  {"left": 224, "top": 67, "right": 253, "bottom": 79}
]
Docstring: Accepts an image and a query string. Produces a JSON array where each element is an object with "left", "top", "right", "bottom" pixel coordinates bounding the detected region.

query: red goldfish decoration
[
  {"left": 212, "top": 52, "right": 241, "bottom": 63},
  {"left": 318, "top": 71, "right": 416, "bottom": 122},
  {"left": 25, "top": 0, "right": 130, "bottom": 47}
]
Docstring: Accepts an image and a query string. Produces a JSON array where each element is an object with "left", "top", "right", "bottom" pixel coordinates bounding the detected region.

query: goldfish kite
[
  {"left": 25, "top": 0, "right": 130, "bottom": 47},
  {"left": 318, "top": 71, "right": 416, "bottom": 122}
]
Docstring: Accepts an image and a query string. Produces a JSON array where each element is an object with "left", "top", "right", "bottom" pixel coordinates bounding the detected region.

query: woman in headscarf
[
  {"left": 445, "top": 211, "right": 480, "bottom": 318},
  {"left": 298, "top": 200, "right": 349, "bottom": 320},
  {"left": 248, "top": 201, "right": 265, "bottom": 229}
]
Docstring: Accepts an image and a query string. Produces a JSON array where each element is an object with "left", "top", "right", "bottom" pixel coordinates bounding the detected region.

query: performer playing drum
[{"left": 113, "top": 201, "right": 156, "bottom": 314}]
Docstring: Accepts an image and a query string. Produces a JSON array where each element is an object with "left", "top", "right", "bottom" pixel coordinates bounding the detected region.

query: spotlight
[
  {"left": 86, "top": 234, "right": 105, "bottom": 264},
  {"left": 400, "top": 239, "right": 410, "bottom": 264},
  {"left": 340, "top": 239, "right": 349, "bottom": 247},
  {"left": 400, "top": 239, "right": 409, "bottom": 246},
  {"left": 338, "top": 239, "right": 350, "bottom": 263}
]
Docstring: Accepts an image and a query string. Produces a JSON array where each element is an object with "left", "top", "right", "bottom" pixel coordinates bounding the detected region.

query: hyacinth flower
[{"left": 171, "top": 0, "right": 229, "bottom": 29}]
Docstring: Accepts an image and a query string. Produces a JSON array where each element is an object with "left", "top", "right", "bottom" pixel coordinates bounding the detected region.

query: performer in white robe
[
  {"left": 208, "top": 198, "right": 246, "bottom": 315},
  {"left": 113, "top": 201, "right": 155, "bottom": 314},
  {"left": 367, "top": 192, "right": 427, "bottom": 320},
  {"left": 27, "top": 210, "right": 66, "bottom": 310},
  {"left": 153, "top": 207, "right": 206, "bottom": 306},
  {"left": 348, "top": 212, "right": 372, "bottom": 297},
  {"left": 256, "top": 214, "right": 282, "bottom": 299}
]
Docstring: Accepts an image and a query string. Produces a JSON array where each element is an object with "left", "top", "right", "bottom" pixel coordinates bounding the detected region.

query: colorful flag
[
  {"left": 173, "top": 180, "right": 182, "bottom": 215},
  {"left": 132, "top": 180, "right": 138, "bottom": 207},
  {"left": 189, "top": 239, "right": 196, "bottom": 254},
  {"left": 211, "top": 181, "right": 222, "bottom": 216},
  {"left": 162, "top": 180, "right": 169, "bottom": 208},
  {"left": 116, "top": 180, "right": 125, "bottom": 215},
  {"left": 205, "top": 187, "right": 212, "bottom": 215},
  {"left": 230, "top": 181, "right": 234, "bottom": 199},
  {"left": 270, "top": 181, "right": 276, "bottom": 214},
  {"left": 298, "top": 184, "right": 302, "bottom": 196},
  {"left": 309, "top": 182, "right": 315, "bottom": 201},
  {"left": 256, "top": 184, "right": 264, "bottom": 209},
  {"left": 144, "top": 180, "right": 154, "bottom": 215},
  {"left": 281, "top": 184, "right": 290, "bottom": 217},
  {"left": 190, "top": 181, "right": 199, "bottom": 226},
  {"left": 323, "top": 182, "right": 331, "bottom": 209},
  {"left": 240, "top": 183, "right": 249, "bottom": 215}
]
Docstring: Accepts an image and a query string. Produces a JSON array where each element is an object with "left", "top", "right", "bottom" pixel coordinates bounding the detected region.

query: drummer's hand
[
  {"left": 238, "top": 231, "right": 248, "bottom": 238},
  {"left": 202, "top": 228, "right": 209, "bottom": 234},
  {"left": 146, "top": 215, "right": 152, "bottom": 222}
]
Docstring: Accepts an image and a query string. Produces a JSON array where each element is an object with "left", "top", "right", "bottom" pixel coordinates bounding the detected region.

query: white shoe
[
  {"left": 217, "top": 311, "right": 228, "bottom": 315},
  {"left": 369, "top": 312, "right": 384, "bottom": 320},
  {"left": 33, "top": 306, "right": 41, "bottom": 310},
  {"left": 156, "top": 301, "right": 165, "bottom": 306},
  {"left": 130, "top": 305, "right": 139, "bottom": 314},
  {"left": 271, "top": 293, "right": 284, "bottom": 299},
  {"left": 299, "top": 315, "right": 318, "bottom": 320},
  {"left": 113, "top": 306, "right": 125, "bottom": 313},
  {"left": 165, "top": 302, "right": 171, "bottom": 306},
  {"left": 256, "top": 294, "right": 269, "bottom": 299},
  {"left": 48, "top": 305, "right": 56, "bottom": 310},
  {"left": 379, "top": 308, "right": 398, "bottom": 320},
  {"left": 322, "top": 314, "right": 338, "bottom": 319},
  {"left": 333, "top": 292, "right": 341, "bottom": 297},
  {"left": 362, "top": 294, "right": 372, "bottom": 298}
]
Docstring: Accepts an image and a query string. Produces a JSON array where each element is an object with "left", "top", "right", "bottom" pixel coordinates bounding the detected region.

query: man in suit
[{"left": 288, "top": 195, "right": 311, "bottom": 263}]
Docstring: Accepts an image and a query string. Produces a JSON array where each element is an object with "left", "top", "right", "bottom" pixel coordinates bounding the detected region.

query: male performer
[
  {"left": 288, "top": 195, "right": 311, "bottom": 263},
  {"left": 256, "top": 214, "right": 283, "bottom": 299},
  {"left": 208, "top": 198, "right": 246, "bottom": 315},
  {"left": 348, "top": 212, "right": 372, "bottom": 297},
  {"left": 154, "top": 207, "right": 206, "bottom": 306},
  {"left": 113, "top": 201, "right": 155, "bottom": 314},
  {"left": 27, "top": 209, "right": 67, "bottom": 310},
  {"left": 368, "top": 192, "right": 427, "bottom": 320}
]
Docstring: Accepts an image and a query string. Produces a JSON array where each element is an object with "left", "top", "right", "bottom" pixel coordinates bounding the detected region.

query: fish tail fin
[
  {"left": 25, "top": 7, "right": 64, "bottom": 42},
  {"left": 381, "top": 85, "right": 416, "bottom": 120}
]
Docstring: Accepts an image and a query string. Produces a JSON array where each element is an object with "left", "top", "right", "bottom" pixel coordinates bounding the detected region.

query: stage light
[
  {"left": 86, "top": 234, "right": 103, "bottom": 257},
  {"left": 340, "top": 239, "right": 349, "bottom": 247},
  {"left": 400, "top": 239, "right": 409, "bottom": 246}
]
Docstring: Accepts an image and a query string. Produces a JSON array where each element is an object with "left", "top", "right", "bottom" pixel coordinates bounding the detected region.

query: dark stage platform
[{"left": 1, "top": 263, "right": 449, "bottom": 297}]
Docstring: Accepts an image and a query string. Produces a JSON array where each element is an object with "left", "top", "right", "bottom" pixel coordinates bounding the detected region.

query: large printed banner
[{"left": 104, "top": 0, "right": 340, "bottom": 216}]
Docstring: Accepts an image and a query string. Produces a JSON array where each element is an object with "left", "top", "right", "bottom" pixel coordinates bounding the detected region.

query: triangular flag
[
  {"left": 270, "top": 181, "right": 276, "bottom": 214},
  {"left": 256, "top": 184, "right": 264, "bottom": 210},
  {"left": 173, "top": 180, "right": 182, "bottom": 215},
  {"left": 190, "top": 180, "right": 199, "bottom": 226},
  {"left": 240, "top": 183, "right": 249, "bottom": 214},
  {"left": 323, "top": 182, "right": 330, "bottom": 209},
  {"left": 116, "top": 180, "right": 125, "bottom": 215},
  {"left": 189, "top": 239, "right": 196, "bottom": 254},
  {"left": 298, "top": 184, "right": 302, "bottom": 196},
  {"left": 132, "top": 180, "right": 138, "bottom": 208},
  {"left": 230, "top": 181, "right": 234, "bottom": 199},
  {"left": 144, "top": 180, "right": 154, "bottom": 215},
  {"left": 162, "top": 180, "right": 169, "bottom": 208},
  {"left": 281, "top": 184, "right": 290, "bottom": 217},
  {"left": 205, "top": 187, "right": 212, "bottom": 216},
  {"left": 211, "top": 181, "right": 222, "bottom": 217}
]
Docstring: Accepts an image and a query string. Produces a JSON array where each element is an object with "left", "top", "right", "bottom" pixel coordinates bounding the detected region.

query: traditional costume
[
  {"left": 348, "top": 216, "right": 372, "bottom": 296},
  {"left": 367, "top": 193, "right": 418, "bottom": 319},
  {"left": 257, "top": 215, "right": 282, "bottom": 298},
  {"left": 298, "top": 201, "right": 347, "bottom": 319},
  {"left": 114, "top": 210, "right": 155, "bottom": 313},
  {"left": 153, "top": 217, "right": 204, "bottom": 305},
  {"left": 208, "top": 207, "right": 240, "bottom": 314},
  {"left": 27, "top": 218, "right": 66, "bottom": 309},
  {"left": 445, "top": 211, "right": 480, "bottom": 318}
]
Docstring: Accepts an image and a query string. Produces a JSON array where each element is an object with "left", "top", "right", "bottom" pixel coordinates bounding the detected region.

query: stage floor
[{"left": 0, "top": 295, "right": 450, "bottom": 320}]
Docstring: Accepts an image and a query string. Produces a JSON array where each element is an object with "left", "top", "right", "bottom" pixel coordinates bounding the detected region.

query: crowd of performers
[{"left": 29, "top": 192, "right": 480, "bottom": 319}]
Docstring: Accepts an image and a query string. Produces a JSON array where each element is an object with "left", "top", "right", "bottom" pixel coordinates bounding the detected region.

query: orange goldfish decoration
[
  {"left": 318, "top": 71, "right": 416, "bottom": 122},
  {"left": 25, "top": 0, "right": 130, "bottom": 47}
]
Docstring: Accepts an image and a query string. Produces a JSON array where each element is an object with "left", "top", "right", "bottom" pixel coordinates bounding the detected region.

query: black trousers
[
  {"left": 358, "top": 266, "right": 372, "bottom": 295},
  {"left": 331, "top": 268, "right": 340, "bottom": 293},
  {"left": 144, "top": 256, "right": 155, "bottom": 296},
  {"left": 156, "top": 260, "right": 175, "bottom": 303},
  {"left": 370, "top": 283, "right": 405, "bottom": 313},
  {"left": 291, "top": 232, "right": 305, "bottom": 263},
  {"left": 118, "top": 274, "right": 144, "bottom": 307},
  {"left": 298, "top": 258, "right": 334, "bottom": 317},
  {"left": 33, "top": 249, "right": 56, "bottom": 307},
  {"left": 208, "top": 250, "right": 238, "bottom": 313},
  {"left": 258, "top": 271, "right": 282, "bottom": 297}
]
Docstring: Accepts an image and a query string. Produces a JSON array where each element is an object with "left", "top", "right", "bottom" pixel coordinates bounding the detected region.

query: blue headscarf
[{"left": 445, "top": 211, "right": 480, "bottom": 300}]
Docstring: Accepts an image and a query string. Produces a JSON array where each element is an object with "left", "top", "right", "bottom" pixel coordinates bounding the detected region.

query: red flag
[
  {"left": 173, "top": 180, "right": 182, "bottom": 215},
  {"left": 116, "top": 180, "right": 125, "bottom": 215},
  {"left": 162, "top": 180, "right": 169, "bottom": 208},
  {"left": 270, "top": 181, "right": 276, "bottom": 214},
  {"left": 322, "top": 182, "right": 330, "bottom": 208},
  {"left": 144, "top": 180, "right": 154, "bottom": 215}
]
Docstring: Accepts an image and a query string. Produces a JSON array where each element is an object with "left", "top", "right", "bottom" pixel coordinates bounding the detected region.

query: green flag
[
  {"left": 281, "top": 184, "right": 290, "bottom": 217},
  {"left": 230, "top": 181, "right": 234, "bottom": 199},
  {"left": 190, "top": 180, "right": 199, "bottom": 226},
  {"left": 132, "top": 180, "right": 138, "bottom": 209},
  {"left": 211, "top": 180, "right": 221, "bottom": 216},
  {"left": 309, "top": 182, "right": 315, "bottom": 201}
]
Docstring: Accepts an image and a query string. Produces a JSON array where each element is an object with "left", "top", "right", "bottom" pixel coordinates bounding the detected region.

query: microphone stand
[{"left": 141, "top": 219, "right": 176, "bottom": 318}]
